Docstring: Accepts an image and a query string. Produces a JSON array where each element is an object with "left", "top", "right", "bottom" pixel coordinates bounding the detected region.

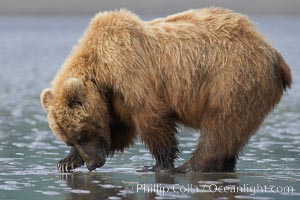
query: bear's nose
[
  {"left": 86, "top": 159, "right": 106, "bottom": 171},
  {"left": 86, "top": 162, "right": 98, "bottom": 171}
]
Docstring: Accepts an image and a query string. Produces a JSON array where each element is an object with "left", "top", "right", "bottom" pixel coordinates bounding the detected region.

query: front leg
[
  {"left": 134, "top": 110, "right": 179, "bottom": 172},
  {"left": 57, "top": 147, "right": 84, "bottom": 173}
]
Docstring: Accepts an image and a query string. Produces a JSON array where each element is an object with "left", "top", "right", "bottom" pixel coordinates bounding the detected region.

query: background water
[{"left": 0, "top": 15, "right": 299, "bottom": 200}]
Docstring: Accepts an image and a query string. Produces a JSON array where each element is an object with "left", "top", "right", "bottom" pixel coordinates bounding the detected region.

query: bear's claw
[
  {"left": 57, "top": 148, "right": 84, "bottom": 173},
  {"left": 57, "top": 157, "right": 84, "bottom": 173}
]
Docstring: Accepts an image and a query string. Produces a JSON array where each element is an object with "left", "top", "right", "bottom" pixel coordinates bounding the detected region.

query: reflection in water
[
  {"left": 58, "top": 172, "right": 241, "bottom": 200},
  {"left": 0, "top": 16, "right": 299, "bottom": 200},
  {"left": 60, "top": 173, "right": 136, "bottom": 200}
]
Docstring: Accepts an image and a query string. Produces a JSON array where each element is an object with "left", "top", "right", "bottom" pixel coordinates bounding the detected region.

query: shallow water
[{"left": 0, "top": 15, "right": 299, "bottom": 200}]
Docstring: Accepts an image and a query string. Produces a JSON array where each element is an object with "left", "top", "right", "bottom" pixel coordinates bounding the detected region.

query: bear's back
[{"left": 147, "top": 8, "right": 255, "bottom": 38}]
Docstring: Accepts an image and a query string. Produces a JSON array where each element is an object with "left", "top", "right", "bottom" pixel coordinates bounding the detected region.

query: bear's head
[{"left": 41, "top": 78, "right": 111, "bottom": 171}]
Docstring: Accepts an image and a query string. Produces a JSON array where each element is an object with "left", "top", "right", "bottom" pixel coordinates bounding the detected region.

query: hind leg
[
  {"left": 222, "top": 155, "right": 238, "bottom": 172},
  {"left": 175, "top": 128, "right": 240, "bottom": 173},
  {"left": 175, "top": 107, "right": 251, "bottom": 173}
]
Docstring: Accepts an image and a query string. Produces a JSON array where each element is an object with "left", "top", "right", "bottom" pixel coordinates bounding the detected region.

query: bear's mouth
[
  {"left": 86, "top": 159, "right": 106, "bottom": 171},
  {"left": 74, "top": 137, "right": 109, "bottom": 171}
]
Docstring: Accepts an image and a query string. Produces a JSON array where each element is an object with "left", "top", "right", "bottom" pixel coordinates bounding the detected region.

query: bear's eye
[
  {"left": 76, "top": 135, "right": 89, "bottom": 145},
  {"left": 70, "top": 100, "right": 82, "bottom": 108}
]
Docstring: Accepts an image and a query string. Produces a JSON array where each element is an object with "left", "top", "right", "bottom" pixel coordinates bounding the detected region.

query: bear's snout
[
  {"left": 74, "top": 140, "right": 108, "bottom": 171},
  {"left": 86, "top": 159, "right": 106, "bottom": 171}
]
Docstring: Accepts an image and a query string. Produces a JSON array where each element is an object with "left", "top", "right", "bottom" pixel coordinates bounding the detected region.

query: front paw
[
  {"left": 57, "top": 156, "right": 84, "bottom": 173},
  {"left": 173, "top": 162, "right": 193, "bottom": 173}
]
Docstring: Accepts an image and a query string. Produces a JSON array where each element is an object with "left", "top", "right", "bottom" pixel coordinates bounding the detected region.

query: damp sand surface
[{"left": 0, "top": 15, "right": 299, "bottom": 200}]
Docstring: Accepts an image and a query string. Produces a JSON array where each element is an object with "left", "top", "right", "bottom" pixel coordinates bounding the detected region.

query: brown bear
[{"left": 41, "top": 8, "right": 292, "bottom": 173}]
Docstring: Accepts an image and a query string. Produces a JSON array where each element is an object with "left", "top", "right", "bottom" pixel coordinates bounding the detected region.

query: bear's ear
[
  {"left": 41, "top": 88, "right": 53, "bottom": 111},
  {"left": 62, "top": 78, "right": 86, "bottom": 107}
]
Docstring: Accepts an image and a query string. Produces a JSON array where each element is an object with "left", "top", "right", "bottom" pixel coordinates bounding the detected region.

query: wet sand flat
[{"left": 0, "top": 13, "right": 299, "bottom": 200}]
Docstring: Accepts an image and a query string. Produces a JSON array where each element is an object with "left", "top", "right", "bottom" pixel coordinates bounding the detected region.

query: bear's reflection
[
  {"left": 59, "top": 172, "right": 240, "bottom": 200},
  {"left": 59, "top": 172, "right": 138, "bottom": 200}
]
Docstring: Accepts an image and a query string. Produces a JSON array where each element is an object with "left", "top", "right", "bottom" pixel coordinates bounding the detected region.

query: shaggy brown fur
[{"left": 41, "top": 8, "right": 292, "bottom": 173}]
